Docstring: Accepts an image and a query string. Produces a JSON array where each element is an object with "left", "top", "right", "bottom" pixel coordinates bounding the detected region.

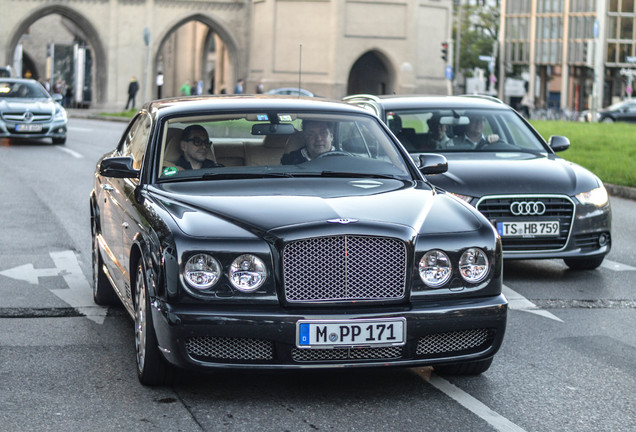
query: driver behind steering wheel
[{"left": 281, "top": 120, "right": 336, "bottom": 164}]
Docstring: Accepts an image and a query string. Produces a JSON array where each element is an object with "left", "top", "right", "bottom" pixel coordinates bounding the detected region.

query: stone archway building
[{"left": 1, "top": 0, "right": 452, "bottom": 109}]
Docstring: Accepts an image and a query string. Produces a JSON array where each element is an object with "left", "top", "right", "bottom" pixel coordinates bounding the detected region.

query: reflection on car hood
[
  {"left": 0, "top": 98, "right": 56, "bottom": 112},
  {"left": 427, "top": 152, "right": 600, "bottom": 197},
  {"left": 152, "top": 177, "right": 483, "bottom": 238}
]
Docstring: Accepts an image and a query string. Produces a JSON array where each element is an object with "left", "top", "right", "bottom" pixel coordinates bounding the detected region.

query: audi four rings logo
[{"left": 510, "top": 201, "right": 546, "bottom": 216}]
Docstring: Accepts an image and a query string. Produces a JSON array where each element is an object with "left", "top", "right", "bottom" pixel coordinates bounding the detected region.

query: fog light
[{"left": 599, "top": 232, "right": 610, "bottom": 247}]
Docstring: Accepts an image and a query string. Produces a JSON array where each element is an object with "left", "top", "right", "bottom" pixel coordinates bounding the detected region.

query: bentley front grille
[
  {"left": 477, "top": 196, "right": 574, "bottom": 251},
  {"left": 282, "top": 235, "right": 407, "bottom": 303},
  {"left": 416, "top": 329, "right": 490, "bottom": 356},
  {"left": 185, "top": 336, "right": 274, "bottom": 362}
]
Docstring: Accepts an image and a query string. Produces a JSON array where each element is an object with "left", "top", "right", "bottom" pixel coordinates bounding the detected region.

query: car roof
[
  {"left": 344, "top": 94, "right": 510, "bottom": 111},
  {"left": 144, "top": 95, "right": 373, "bottom": 118}
]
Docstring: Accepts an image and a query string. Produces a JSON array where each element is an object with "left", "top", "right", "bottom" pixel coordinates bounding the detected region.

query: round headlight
[
  {"left": 184, "top": 254, "right": 221, "bottom": 290},
  {"left": 459, "top": 248, "right": 489, "bottom": 283},
  {"left": 229, "top": 254, "right": 267, "bottom": 292},
  {"left": 419, "top": 250, "right": 452, "bottom": 287}
]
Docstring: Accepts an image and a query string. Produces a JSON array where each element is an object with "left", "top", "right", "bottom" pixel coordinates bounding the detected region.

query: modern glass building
[{"left": 500, "top": 0, "right": 636, "bottom": 113}]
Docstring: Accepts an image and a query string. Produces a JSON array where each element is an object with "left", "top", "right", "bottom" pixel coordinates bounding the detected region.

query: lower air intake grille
[
  {"left": 292, "top": 346, "right": 403, "bottom": 362},
  {"left": 416, "top": 329, "right": 490, "bottom": 356},
  {"left": 186, "top": 337, "right": 274, "bottom": 361}
]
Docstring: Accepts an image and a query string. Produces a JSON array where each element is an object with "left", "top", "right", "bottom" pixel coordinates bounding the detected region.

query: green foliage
[
  {"left": 530, "top": 120, "right": 636, "bottom": 187},
  {"left": 454, "top": 3, "right": 500, "bottom": 76}
]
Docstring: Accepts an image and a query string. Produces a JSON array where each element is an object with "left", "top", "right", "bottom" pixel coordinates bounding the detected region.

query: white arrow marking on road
[
  {"left": 0, "top": 250, "right": 106, "bottom": 324},
  {"left": 601, "top": 259, "right": 636, "bottom": 271},
  {"left": 503, "top": 285, "right": 563, "bottom": 323}
]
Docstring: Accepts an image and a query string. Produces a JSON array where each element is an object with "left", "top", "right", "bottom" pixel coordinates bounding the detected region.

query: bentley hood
[
  {"left": 151, "top": 177, "right": 484, "bottom": 238},
  {"left": 427, "top": 152, "right": 601, "bottom": 198}
]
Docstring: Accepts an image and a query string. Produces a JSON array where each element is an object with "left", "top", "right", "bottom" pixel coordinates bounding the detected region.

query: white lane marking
[
  {"left": 503, "top": 285, "right": 563, "bottom": 323},
  {"left": 0, "top": 250, "right": 106, "bottom": 324},
  {"left": 69, "top": 127, "right": 94, "bottom": 132},
  {"left": 55, "top": 146, "right": 83, "bottom": 159},
  {"left": 601, "top": 259, "right": 636, "bottom": 271},
  {"left": 415, "top": 368, "right": 527, "bottom": 432}
]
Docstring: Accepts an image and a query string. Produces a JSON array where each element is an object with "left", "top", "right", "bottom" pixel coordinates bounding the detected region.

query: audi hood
[{"left": 425, "top": 151, "right": 602, "bottom": 198}]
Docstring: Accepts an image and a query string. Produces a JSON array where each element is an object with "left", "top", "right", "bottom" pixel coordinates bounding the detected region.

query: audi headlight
[
  {"left": 576, "top": 186, "right": 609, "bottom": 207},
  {"left": 229, "top": 254, "right": 267, "bottom": 292},
  {"left": 184, "top": 254, "right": 221, "bottom": 290},
  {"left": 459, "top": 248, "right": 489, "bottom": 283},
  {"left": 419, "top": 250, "right": 452, "bottom": 287}
]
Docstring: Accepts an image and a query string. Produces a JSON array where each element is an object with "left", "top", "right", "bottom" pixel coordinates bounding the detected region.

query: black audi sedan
[
  {"left": 345, "top": 94, "right": 612, "bottom": 271},
  {"left": 91, "top": 95, "right": 506, "bottom": 385}
]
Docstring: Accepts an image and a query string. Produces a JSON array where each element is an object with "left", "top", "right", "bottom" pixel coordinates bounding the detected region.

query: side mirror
[
  {"left": 548, "top": 135, "right": 570, "bottom": 152},
  {"left": 417, "top": 153, "right": 448, "bottom": 175},
  {"left": 99, "top": 156, "right": 140, "bottom": 178},
  {"left": 51, "top": 93, "right": 63, "bottom": 103}
]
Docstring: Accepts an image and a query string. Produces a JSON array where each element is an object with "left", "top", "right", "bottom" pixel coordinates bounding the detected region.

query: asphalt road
[{"left": 0, "top": 118, "right": 634, "bottom": 432}]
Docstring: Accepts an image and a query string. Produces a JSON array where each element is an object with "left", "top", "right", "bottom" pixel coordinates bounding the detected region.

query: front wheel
[
  {"left": 434, "top": 357, "right": 493, "bottom": 376},
  {"left": 564, "top": 256, "right": 605, "bottom": 270},
  {"left": 92, "top": 234, "right": 119, "bottom": 305},
  {"left": 134, "top": 261, "right": 174, "bottom": 386}
]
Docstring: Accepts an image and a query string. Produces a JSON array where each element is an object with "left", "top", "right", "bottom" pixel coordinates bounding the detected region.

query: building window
[
  {"left": 622, "top": 0, "right": 635, "bottom": 13},
  {"left": 620, "top": 17, "right": 634, "bottom": 39}
]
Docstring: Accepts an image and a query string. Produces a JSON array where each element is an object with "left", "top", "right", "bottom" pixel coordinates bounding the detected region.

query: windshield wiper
[
  {"left": 201, "top": 172, "right": 294, "bottom": 180},
  {"left": 319, "top": 171, "right": 402, "bottom": 180}
]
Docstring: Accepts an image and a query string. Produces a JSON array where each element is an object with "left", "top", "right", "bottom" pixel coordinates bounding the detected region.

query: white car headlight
[
  {"left": 576, "top": 186, "right": 609, "bottom": 207},
  {"left": 229, "top": 254, "right": 267, "bottom": 292},
  {"left": 54, "top": 104, "right": 67, "bottom": 121},
  {"left": 419, "top": 250, "right": 452, "bottom": 287},
  {"left": 184, "top": 254, "right": 221, "bottom": 290},
  {"left": 459, "top": 248, "right": 489, "bottom": 283}
]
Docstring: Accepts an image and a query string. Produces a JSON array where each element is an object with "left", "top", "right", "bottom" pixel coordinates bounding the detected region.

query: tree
[{"left": 454, "top": 1, "right": 500, "bottom": 78}]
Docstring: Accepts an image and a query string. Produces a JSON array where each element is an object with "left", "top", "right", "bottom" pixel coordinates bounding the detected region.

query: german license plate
[
  {"left": 16, "top": 124, "right": 42, "bottom": 132},
  {"left": 297, "top": 318, "right": 406, "bottom": 348},
  {"left": 497, "top": 221, "right": 560, "bottom": 237}
]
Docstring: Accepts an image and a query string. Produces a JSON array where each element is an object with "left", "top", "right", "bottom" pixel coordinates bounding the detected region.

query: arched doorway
[
  {"left": 155, "top": 15, "right": 240, "bottom": 99},
  {"left": 7, "top": 6, "right": 106, "bottom": 106},
  {"left": 347, "top": 51, "right": 395, "bottom": 96}
]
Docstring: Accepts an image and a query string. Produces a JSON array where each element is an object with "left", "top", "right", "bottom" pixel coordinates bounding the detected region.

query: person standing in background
[{"left": 125, "top": 76, "right": 139, "bottom": 110}]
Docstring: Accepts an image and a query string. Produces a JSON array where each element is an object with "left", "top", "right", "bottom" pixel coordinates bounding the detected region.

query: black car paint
[{"left": 91, "top": 96, "right": 507, "bottom": 382}]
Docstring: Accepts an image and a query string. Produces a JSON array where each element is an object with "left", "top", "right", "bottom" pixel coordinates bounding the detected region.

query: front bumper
[
  {"left": 0, "top": 119, "right": 67, "bottom": 140},
  {"left": 151, "top": 294, "right": 508, "bottom": 370}
]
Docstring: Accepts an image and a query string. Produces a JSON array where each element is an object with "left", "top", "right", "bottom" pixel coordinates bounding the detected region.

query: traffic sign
[
  {"left": 626, "top": 56, "right": 636, "bottom": 63},
  {"left": 445, "top": 65, "right": 453, "bottom": 80},
  {"left": 479, "top": 55, "right": 492, "bottom": 62}
]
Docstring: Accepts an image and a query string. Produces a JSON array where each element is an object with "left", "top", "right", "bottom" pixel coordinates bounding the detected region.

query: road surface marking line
[
  {"left": 601, "top": 259, "right": 636, "bottom": 271},
  {"left": 503, "top": 285, "right": 563, "bottom": 323},
  {"left": 415, "top": 369, "right": 527, "bottom": 432},
  {"left": 55, "top": 146, "right": 83, "bottom": 159}
]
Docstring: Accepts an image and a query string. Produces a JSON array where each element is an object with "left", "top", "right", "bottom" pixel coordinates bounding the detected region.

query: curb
[{"left": 605, "top": 183, "right": 636, "bottom": 201}]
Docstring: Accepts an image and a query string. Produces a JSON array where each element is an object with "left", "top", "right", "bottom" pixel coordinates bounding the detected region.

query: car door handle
[{"left": 103, "top": 184, "right": 114, "bottom": 191}]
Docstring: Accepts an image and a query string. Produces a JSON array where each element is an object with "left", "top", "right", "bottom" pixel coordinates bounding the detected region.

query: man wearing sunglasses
[{"left": 177, "top": 125, "right": 223, "bottom": 170}]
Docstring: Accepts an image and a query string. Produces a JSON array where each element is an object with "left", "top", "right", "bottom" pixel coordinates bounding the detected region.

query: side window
[{"left": 122, "top": 114, "right": 151, "bottom": 170}]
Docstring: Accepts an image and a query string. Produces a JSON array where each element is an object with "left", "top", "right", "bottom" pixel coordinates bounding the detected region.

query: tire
[
  {"left": 52, "top": 137, "right": 66, "bottom": 145},
  {"left": 134, "top": 261, "right": 174, "bottom": 386},
  {"left": 601, "top": 117, "right": 614, "bottom": 123},
  {"left": 92, "top": 234, "right": 119, "bottom": 305},
  {"left": 434, "top": 357, "right": 493, "bottom": 376},
  {"left": 564, "top": 256, "right": 604, "bottom": 270}
]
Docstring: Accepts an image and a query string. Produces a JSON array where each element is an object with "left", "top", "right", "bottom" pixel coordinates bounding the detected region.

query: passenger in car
[
  {"left": 426, "top": 115, "right": 452, "bottom": 149},
  {"left": 453, "top": 113, "right": 499, "bottom": 149},
  {"left": 280, "top": 120, "right": 335, "bottom": 164},
  {"left": 176, "top": 125, "right": 223, "bottom": 170}
]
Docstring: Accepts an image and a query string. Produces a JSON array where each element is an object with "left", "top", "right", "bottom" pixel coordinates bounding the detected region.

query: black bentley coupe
[
  {"left": 90, "top": 95, "right": 507, "bottom": 385},
  {"left": 345, "top": 94, "right": 612, "bottom": 270}
]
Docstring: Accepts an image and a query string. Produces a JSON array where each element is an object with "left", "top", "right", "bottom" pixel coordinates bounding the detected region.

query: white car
[{"left": 0, "top": 78, "right": 67, "bottom": 145}]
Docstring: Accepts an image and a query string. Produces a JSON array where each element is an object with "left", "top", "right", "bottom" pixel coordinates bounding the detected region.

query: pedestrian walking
[{"left": 125, "top": 76, "right": 139, "bottom": 110}]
